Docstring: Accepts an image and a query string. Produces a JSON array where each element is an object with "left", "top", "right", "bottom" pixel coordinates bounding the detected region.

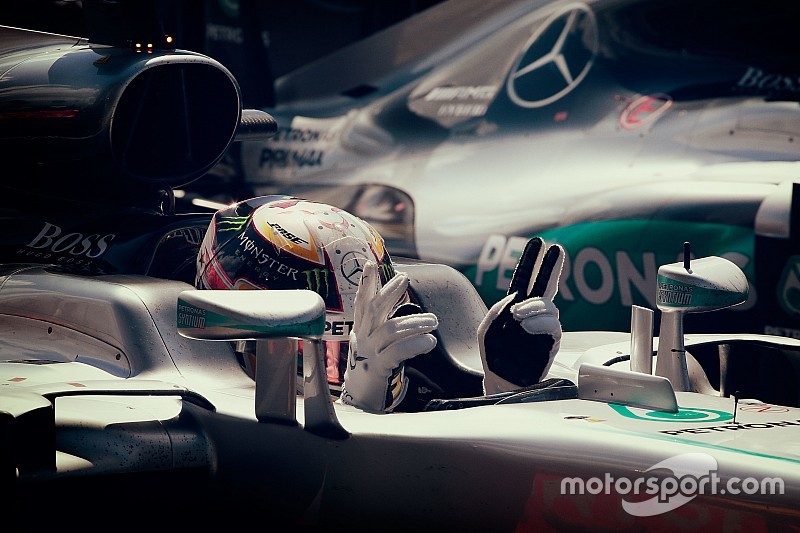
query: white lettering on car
[
  {"left": 475, "top": 235, "right": 754, "bottom": 310},
  {"left": 26, "top": 222, "right": 115, "bottom": 259}
]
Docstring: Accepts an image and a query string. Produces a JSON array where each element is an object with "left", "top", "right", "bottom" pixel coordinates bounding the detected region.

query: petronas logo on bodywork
[{"left": 777, "top": 255, "right": 800, "bottom": 318}]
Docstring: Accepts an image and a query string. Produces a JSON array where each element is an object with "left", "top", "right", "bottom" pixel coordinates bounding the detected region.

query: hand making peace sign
[{"left": 477, "top": 237, "right": 565, "bottom": 395}]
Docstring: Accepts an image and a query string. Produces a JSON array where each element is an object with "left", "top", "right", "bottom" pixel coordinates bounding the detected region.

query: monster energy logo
[
  {"left": 379, "top": 262, "right": 395, "bottom": 283},
  {"left": 217, "top": 216, "right": 249, "bottom": 232},
  {"left": 305, "top": 268, "right": 330, "bottom": 296}
]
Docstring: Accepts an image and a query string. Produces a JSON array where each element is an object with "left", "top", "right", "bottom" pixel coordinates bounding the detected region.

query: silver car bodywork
[
  {"left": 4, "top": 259, "right": 800, "bottom": 530},
  {"left": 233, "top": 0, "right": 800, "bottom": 338}
]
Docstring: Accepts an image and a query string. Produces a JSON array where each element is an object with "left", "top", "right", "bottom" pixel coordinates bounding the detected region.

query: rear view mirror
[{"left": 177, "top": 289, "right": 347, "bottom": 439}]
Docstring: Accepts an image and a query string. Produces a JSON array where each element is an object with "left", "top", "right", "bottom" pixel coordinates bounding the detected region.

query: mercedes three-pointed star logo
[
  {"left": 507, "top": 3, "right": 598, "bottom": 109},
  {"left": 341, "top": 250, "right": 369, "bottom": 286}
]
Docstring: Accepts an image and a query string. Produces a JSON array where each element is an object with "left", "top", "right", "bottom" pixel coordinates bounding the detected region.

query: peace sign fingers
[
  {"left": 507, "top": 237, "right": 564, "bottom": 302},
  {"left": 507, "top": 237, "right": 544, "bottom": 303},
  {"left": 528, "top": 242, "right": 564, "bottom": 301},
  {"left": 479, "top": 236, "right": 565, "bottom": 395}
]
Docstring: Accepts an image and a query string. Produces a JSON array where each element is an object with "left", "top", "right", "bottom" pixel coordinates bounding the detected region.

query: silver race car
[
  {"left": 229, "top": 0, "right": 800, "bottom": 339},
  {"left": 5, "top": 234, "right": 800, "bottom": 530},
  {"left": 2, "top": 9, "right": 799, "bottom": 531}
]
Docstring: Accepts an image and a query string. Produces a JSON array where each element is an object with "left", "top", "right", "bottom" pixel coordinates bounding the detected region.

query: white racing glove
[
  {"left": 340, "top": 261, "right": 439, "bottom": 412},
  {"left": 478, "top": 237, "right": 565, "bottom": 395}
]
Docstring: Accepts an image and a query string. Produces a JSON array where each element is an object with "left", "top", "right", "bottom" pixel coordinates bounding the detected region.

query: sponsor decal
[
  {"left": 657, "top": 281, "right": 693, "bottom": 306},
  {"left": 735, "top": 66, "right": 800, "bottom": 96},
  {"left": 657, "top": 275, "right": 744, "bottom": 310},
  {"left": 661, "top": 419, "right": 800, "bottom": 436},
  {"left": 245, "top": 116, "right": 347, "bottom": 180},
  {"left": 177, "top": 302, "right": 207, "bottom": 329},
  {"left": 340, "top": 250, "right": 368, "bottom": 286},
  {"left": 267, "top": 222, "right": 308, "bottom": 245},
  {"left": 17, "top": 223, "right": 116, "bottom": 270},
  {"left": 305, "top": 267, "right": 330, "bottom": 296},
  {"left": 24, "top": 222, "right": 115, "bottom": 259},
  {"left": 466, "top": 221, "right": 754, "bottom": 331},
  {"left": 424, "top": 86, "right": 498, "bottom": 102},
  {"left": 436, "top": 103, "right": 489, "bottom": 118},
  {"left": 764, "top": 324, "right": 800, "bottom": 339},
  {"left": 420, "top": 85, "right": 499, "bottom": 119},
  {"left": 619, "top": 94, "right": 672, "bottom": 130},
  {"left": 217, "top": 216, "right": 249, "bottom": 232},
  {"left": 507, "top": 3, "right": 598, "bottom": 108},
  {"left": 178, "top": 297, "right": 325, "bottom": 337},
  {"left": 258, "top": 147, "right": 323, "bottom": 169},
  {"left": 236, "top": 233, "right": 300, "bottom": 279},
  {"left": 776, "top": 255, "right": 800, "bottom": 318},
  {"left": 14, "top": 247, "right": 94, "bottom": 269},
  {"left": 205, "top": 23, "right": 243, "bottom": 44},
  {"left": 738, "top": 401, "right": 790, "bottom": 414},
  {"left": 378, "top": 262, "right": 395, "bottom": 284},
  {"left": 269, "top": 126, "right": 339, "bottom": 143},
  {"left": 325, "top": 319, "right": 354, "bottom": 337}
]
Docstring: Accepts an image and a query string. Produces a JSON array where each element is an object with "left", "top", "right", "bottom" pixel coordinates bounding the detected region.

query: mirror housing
[
  {"left": 177, "top": 289, "right": 348, "bottom": 439},
  {"left": 654, "top": 247, "right": 749, "bottom": 391}
]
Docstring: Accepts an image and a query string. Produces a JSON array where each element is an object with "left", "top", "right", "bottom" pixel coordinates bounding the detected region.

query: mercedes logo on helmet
[
  {"left": 507, "top": 3, "right": 598, "bottom": 109},
  {"left": 341, "top": 250, "right": 369, "bottom": 286}
]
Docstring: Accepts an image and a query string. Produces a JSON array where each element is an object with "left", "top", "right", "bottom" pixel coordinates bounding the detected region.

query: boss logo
[
  {"left": 736, "top": 67, "right": 800, "bottom": 95},
  {"left": 26, "top": 222, "right": 115, "bottom": 258}
]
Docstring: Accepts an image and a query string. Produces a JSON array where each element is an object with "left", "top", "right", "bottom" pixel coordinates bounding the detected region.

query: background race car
[{"left": 220, "top": 0, "right": 800, "bottom": 338}]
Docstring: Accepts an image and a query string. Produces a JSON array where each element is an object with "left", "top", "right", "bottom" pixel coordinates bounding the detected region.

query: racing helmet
[{"left": 195, "top": 195, "right": 405, "bottom": 396}]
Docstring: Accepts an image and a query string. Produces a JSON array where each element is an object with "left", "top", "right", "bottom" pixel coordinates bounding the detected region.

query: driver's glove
[
  {"left": 478, "top": 237, "right": 565, "bottom": 395},
  {"left": 340, "top": 261, "right": 439, "bottom": 412}
]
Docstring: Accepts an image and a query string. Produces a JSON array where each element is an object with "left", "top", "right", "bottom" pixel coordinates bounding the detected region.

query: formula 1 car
[
  {"left": 225, "top": 0, "right": 800, "bottom": 338},
  {"left": 2, "top": 14, "right": 800, "bottom": 532},
  {"left": 6, "top": 228, "right": 800, "bottom": 531}
]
